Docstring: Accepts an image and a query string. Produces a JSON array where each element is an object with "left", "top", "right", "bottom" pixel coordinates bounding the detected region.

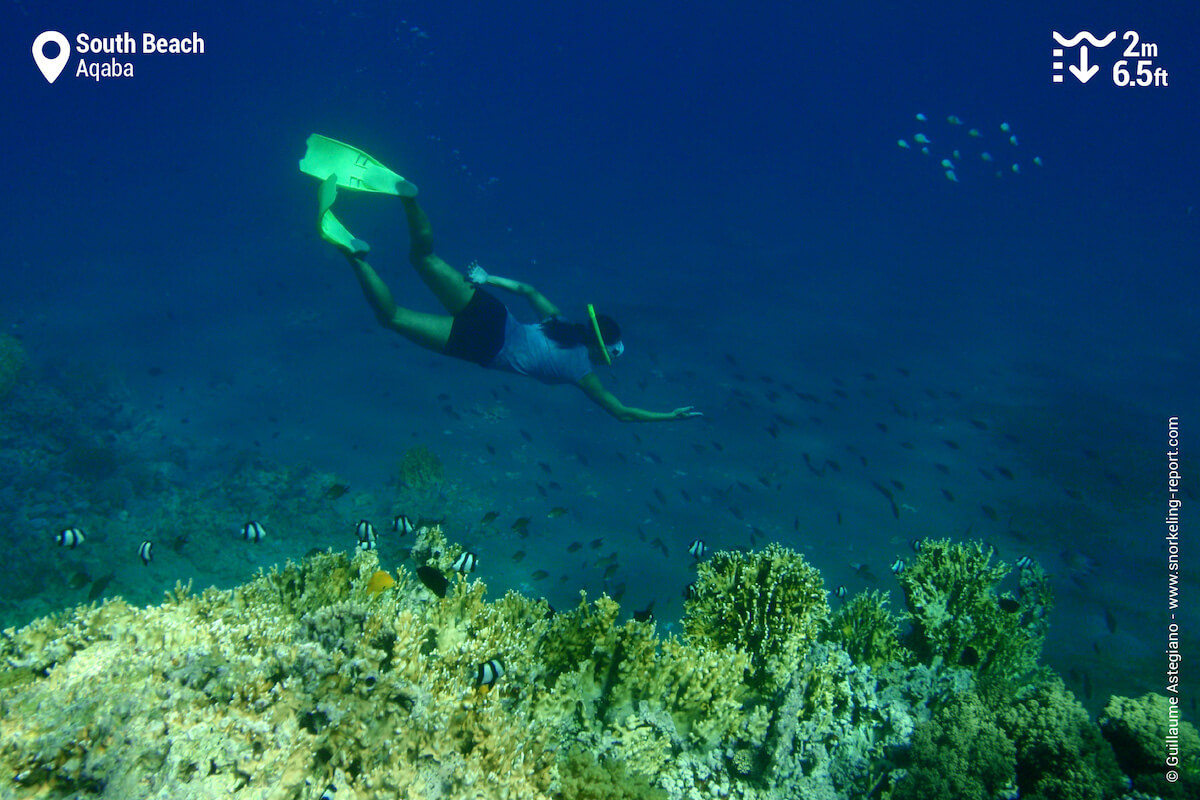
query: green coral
[
  {"left": 998, "top": 676, "right": 1125, "bottom": 800},
  {"left": 397, "top": 444, "right": 444, "bottom": 489},
  {"left": 894, "top": 690, "right": 1017, "bottom": 800},
  {"left": 556, "top": 744, "right": 668, "bottom": 800},
  {"left": 0, "top": 332, "right": 26, "bottom": 400},
  {"left": 1100, "top": 693, "right": 1200, "bottom": 799},
  {"left": 898, "top": 539, "right": 1051, "bottom": 694},
  {"left": 829, "top": 589, "right": 910, "bottom": 669},
  {"left": 682, "top": 543, "right": 829, "bottom": 693}
]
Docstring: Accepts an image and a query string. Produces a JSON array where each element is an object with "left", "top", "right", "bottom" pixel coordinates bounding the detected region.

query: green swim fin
[
  {"left": 317, "top": 175, "right": 370, "bottom": 256},
  {"left": 299, "top": 133, "right": 418, "bottom": 197}
]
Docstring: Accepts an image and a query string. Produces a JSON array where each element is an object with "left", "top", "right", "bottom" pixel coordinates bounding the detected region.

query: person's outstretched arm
[
  {"left": 466, "top": 263, "right": 560, "bottom": 318},
  {"left": 578, "top": 374, "right": 702, "bottom": 423}
]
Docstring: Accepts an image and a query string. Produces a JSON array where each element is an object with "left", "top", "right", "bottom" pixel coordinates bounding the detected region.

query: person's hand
[
  {"left": 466, "top": 261, "right": 489, "bottom": 286},
  {"left": 672, "top": 406, "right": 703, "bottom": 420}
]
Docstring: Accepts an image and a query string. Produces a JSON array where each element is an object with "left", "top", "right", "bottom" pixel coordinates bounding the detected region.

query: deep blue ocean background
[{"left": 2, "top": 0, "right": 1197, "bottom": 713}]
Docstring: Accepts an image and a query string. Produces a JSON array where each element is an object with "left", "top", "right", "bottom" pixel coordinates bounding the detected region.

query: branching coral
[
  {"left": 828, "top": 589, "right": 910, "bottom": 669},
  {"left": 897, "top": 539, "right": 1051, "bottom": 696},
  {"left": 682, "top": 543, "right": 829, "bottom": 694}
]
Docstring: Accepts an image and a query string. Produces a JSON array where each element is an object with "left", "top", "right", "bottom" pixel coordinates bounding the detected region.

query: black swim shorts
[{"left": 444, "top": 289, "right": 508, "bottom": 366}]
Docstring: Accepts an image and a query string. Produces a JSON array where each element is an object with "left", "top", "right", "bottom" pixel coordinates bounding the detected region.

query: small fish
[
  {"left": 934, "top": 463, "right": 951, "bottom": 474},
  {"left": 942, "top": 488, "right": 956, "bottom": 502},
  {"left": 981, "top": 505, "right": 999, "bottom": 521},
  {"left": 476, "top": 658, "right": 504, "bottom": 687},
  {"left": 969, "top": 418, "right": 988, "bottom": 430},
  {"left": 890, "top": 479, "right": 905, "bottom": 491},
  {"left": 511, "top": 550, "right": 526, "bottom": 562},
  {"left": 1105, "top": 608, "right": 1118, "bottom": 634},
  {"left": 980, "top": 468, "right": 995, "bottom": 481},
  {"left": 870, "top": 481, "right": 900, "bottom": 519},
  {"left": 88, "top": 571, "right": 115, "bottom": 601},
  {"left": 944, "top": 439, "right": 960, "bottom": 450},
  {"left": 968, "top": 128, "right": 981, "bottom": 137},
  {"left": 242, "top": 521, "right": 266, "bottom": 543},
  {"left": 538, "top": 461, "right": 553, "bottom": 474},
  {"left": 945, "top": 170, "right": 958, "bottom": 182},
  {"left": 324, "top": 483, "right": 350, "bottom": 500},
  {"left": 453, "top": 551, "right": 478, "bottom": 574},
  {"left": 1009, "top": 134, "right": 1019, "bottom": 147},
  {"left": 392, "top": 514, "right": 415, "bottom": 535},
  {"left": 940, "top": 158, "right": 955, "bottom": 169},
  {"left": 547, "top": 507, "right": 568, "bottom": 519},
  {"left": 321, "top": 784, "right": 337, "bottom": 800},
  {"left": 915, "top": 112, "right": 927, "bottom": 121},
  {"left": 531, "top": 570, "right": 550, "bottom": 580},
  {"left": 56, "top": 528, "right": 85, "bottom": 549},
  {"left": 590, "top": 538, "right": 604, "bottom": 550},
  {"left": 138, "top": 540, "right": 154, "bottom": 565},
  {"left": 519, "top": 429, "right": 533, "bottom": 442},
  {"left": 567, "top": 541, "right": 582, "bottom": 553},
  {"left": 995, "top": 466, "right": 1015, "bottom": 480},
  {"left": 1033, "top": 156, "right": 1043, "bottom": 167},
  {"left": 1000, "top": 122, "right": 1011, "bottom": 132},
  {"left": 1015, "top": 555, "right": 1034, "bottom": 570},
  {"left": 511, "top": 517, "right": 531, "bottom": 533},
  {"left": 834, "top": 585, "right": 847, "bottom": 599},
  {"left": 688, "top": 539, "right": 707, "bottom": 559},
  {"left": 897, "top": 139, "right": 910, "bottom": 149},
  {"left": 356, "top": 520, "right": 377, "bottom": 544},
  {"left": 633, "top": 602, "right": 655, "bottom": 622},
  {"left": 981, "top": 151, "right": 993, "bottom": 162},
  {"left": 1011, "top": 162, "right": 1020, "bottom": 173},
  {"left": 68, "top": 571, "right": 92, "bottom": 589},
  {"left": 947, "top": 114, "right": 963, "bottom": 125},
  {"left": 358, "top": 537, "right": 376, "bottom": 552},
  {"left": 479, "top": 511, "right": 499, "bottom": 525},
  {"left": 890, "top": 557, "right": 906, "bottom": 575},
  {"left": 603, "top": 563, "right": 619, "bottom": 579},
  {"left": 683, "top": 582, "right": 698, "bottom": 600},
  {"left": 914, "top": 133, "right": 930, "bottom": 144},
  {"left": 910, "top": 538, "right": 925, "bottom": 552},
  {"left": 416, "top": 565, "right": 448, "bottom": 597},
  {"left": 876, "top": 422, "right": 889, "bottom": 433}
]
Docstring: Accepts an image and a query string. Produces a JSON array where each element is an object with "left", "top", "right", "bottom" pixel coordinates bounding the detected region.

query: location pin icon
[{"left": 33, "top": 31, "right": 71, "bottom": 83}]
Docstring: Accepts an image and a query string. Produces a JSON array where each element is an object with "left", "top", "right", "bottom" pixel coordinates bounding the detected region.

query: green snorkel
[{"left": 587, "top": 304, "right": 612, "bottom": 366}]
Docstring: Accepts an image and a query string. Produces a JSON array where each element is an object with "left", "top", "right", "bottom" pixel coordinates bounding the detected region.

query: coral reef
[
  {"left": 1100, "top": 693, "right": 1200, "bottom": 799},
  {"left": 828, "top": 589, "right": 910, "bottom": 669},
  {"left": 682, "top": 542, "right": 829, "bottom": 693},
  {"left": 0, "top": 533, "right": 1169, "bottom": 800},
  {"left": 893, "top": 690, "right": 1017, "bottom": 800},
  {"left": 897, "top": 539, "right": 1051, "bottom": 695},
  {"left": 397, "top": 444, "right": 444, "bottom": 490},
  {"left": 997, "top": 676, "right": 1126, "bottom": 800}
]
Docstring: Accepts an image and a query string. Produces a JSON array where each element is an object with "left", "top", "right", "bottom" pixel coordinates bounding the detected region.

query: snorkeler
[{"left": 299, "top": 134, "right": 701, "bottom": 423}]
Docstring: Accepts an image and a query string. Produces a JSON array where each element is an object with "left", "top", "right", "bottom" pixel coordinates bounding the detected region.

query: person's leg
[
  {"left": 346, "top": 254, "right": 453, "bottom": 353},
  {"left": 402, "top": 197, "right": 476, "bottom": 315}
]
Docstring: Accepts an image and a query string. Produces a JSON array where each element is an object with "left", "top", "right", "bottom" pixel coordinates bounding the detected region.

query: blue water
[{"left": 2, "top": 0, "right": 1197, "bottom": 713}]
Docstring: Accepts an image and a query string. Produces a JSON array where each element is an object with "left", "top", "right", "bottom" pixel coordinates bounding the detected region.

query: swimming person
[{"left": 299, "top": 135, "right": 702, "bottom": 423}]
